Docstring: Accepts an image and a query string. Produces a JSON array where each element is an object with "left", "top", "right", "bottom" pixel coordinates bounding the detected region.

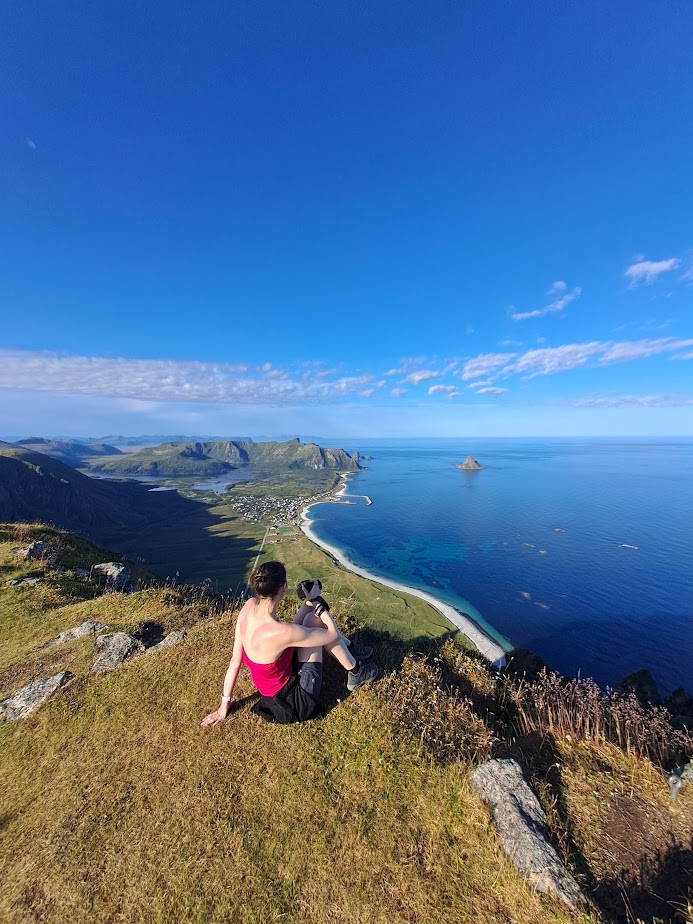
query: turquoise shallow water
[{"left": 306, "top": 438, "right": 693, "bottom": 695}]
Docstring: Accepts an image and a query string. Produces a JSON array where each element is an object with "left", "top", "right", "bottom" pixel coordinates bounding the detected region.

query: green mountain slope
[{"left": 91, "top": 438, "right": 361, "bottom": 477}]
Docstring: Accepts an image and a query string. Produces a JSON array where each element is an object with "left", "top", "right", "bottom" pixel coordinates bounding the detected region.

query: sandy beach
[{"left": 300, "top": 474, "right": 511, "bottom": 667}]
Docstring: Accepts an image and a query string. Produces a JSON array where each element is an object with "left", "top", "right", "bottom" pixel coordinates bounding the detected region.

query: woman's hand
[{"left": 200, "top": 706, "right": 229, "bottom": 727}]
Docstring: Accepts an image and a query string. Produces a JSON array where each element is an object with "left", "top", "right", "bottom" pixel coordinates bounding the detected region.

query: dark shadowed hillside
[{"left": 0, "top": 448, "right": 261, "bottom": 589}]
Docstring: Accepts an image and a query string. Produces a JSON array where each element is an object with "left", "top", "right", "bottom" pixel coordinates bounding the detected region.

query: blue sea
[{"left": 305, "top": 438, "right": 693, "bottom": 695}]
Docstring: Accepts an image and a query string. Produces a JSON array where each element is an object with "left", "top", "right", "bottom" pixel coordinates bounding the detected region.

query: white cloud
[
  {"left": 26, "top": 137, "right": 37, "bottom": 150},
  {"left": 500, "top": 339, "right": 523, "bottom": 347},
  {"left": 390, "top": 387, "right": 408, "bottom": 398},
  {"left": 461, "top": 352, "right": 519, "bottom": 381},
  {"left": 624, "top": 257, "right": 680, "bottom": 286},
  {"left": 403, "top": 369, "right": 440, "bottom": 385},
  {"left": 673, "top": 351, "right": 693, "bottom": 360},
  {"left": 460, "top": 336, "right": 693, "bottom": 383},
  {"left": 598, "top": 337, "right": 693, "bottom": 364},
  {"left": 548, "top": 280, "right": 567, "bottom": 294},
  {"left": 0, "top": 351, "right": 379, "bottom": 407},
  {"left": 511, "top": 285, "right": 581, "bottom": 322},
  {"left": 428, "top": 384, "right": 457, "bottom": 397},
  {"left": 475, "top": 387, "right": 507, "bottom": 396},
  {"left": 467, "top": 379, "right": 495, "bottom": 390},
  {"left": 571, "top": 393, "right": 693, "bottom": 408}
]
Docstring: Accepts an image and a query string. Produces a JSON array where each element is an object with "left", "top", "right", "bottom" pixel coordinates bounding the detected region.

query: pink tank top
[{"left": 241, "top": 645, "right": 294, "bottom": 697}]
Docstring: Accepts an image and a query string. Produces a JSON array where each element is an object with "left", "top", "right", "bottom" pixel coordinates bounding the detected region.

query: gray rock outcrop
[
  {"left": 92, "top": 562, "right": 130, "bottom": 591},
  {"left": 5, "top": 577, "right": 42, "bottom": 587},
  {"left": 13, "top": 542, "right": 59, "bottom": 567},
  {"left": 147, "top": 630, "right": 187, "bottom": 652},
  {"left": 470, "top": 758, "right": 584, "bottom": 909},
  {"left": 43, "top": 620, "right": 110, "bottom": 648},
  {"left": 0, "top": 671, "right": 74, "bottom": 720},
  {"left": 91, "top": 632, "right": 143, "bottom": 673}
]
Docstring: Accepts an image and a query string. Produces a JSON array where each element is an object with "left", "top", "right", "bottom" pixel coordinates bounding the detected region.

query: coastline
[{"left": 300, "top": 473, "right": 512, "bottom": 667}]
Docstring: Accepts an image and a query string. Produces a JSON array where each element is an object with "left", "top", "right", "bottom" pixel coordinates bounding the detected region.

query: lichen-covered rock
[
  {"left": 44, "top": 620, "right": 110, "bottom": 648},
  {"left": 5, "top": 577, "right": 42, "bottom": 587},
  {"left": 92, "top": 562, "right": 130, "bottom": 591},
  {"left": 147, "top": 629, "right": 187, "bottom": 652},
  {"left": 470, "top": 758, "right": 584, "bottom": 909},
  {"left": 12, "top": 542, "right": 59, "bottom": 567},
  {"left": 0, "top": 671, "right": 74, "bottom": 721},
  {"left": 91, "top": 632, "right": 143, "bottom": 672}
]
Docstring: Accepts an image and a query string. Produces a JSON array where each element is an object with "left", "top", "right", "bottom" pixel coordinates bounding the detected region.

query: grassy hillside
[
  {"left": 91, "top": 438, "right": 361, "bottom": 477},
  {"left": 1, "top": 525, "right": 691, "bottom": 924}
]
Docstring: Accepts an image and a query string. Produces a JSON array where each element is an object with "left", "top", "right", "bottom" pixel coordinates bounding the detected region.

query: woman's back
[{"left": 238, "top": 597, "right": 288, "bottom": 664}]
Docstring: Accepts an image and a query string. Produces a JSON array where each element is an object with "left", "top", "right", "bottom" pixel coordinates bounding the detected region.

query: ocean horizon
[{"left": 305, "top": 437, "right": 693, "bottom": 696}]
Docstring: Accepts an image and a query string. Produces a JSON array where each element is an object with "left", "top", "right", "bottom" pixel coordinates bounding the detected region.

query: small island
[{"left": 456, "top": 455, "right": 483, "bottom": 471}]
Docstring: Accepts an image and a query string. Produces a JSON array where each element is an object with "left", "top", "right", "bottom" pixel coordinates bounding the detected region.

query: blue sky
[{"left": 1, "top": 0, "right": 692, "bottom": 438}]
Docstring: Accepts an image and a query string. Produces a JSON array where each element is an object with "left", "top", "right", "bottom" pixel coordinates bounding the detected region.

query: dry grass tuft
[
  {"left": 377, "top": 653, "right": 496, "bottom": 765},
  {"left": 501, "top": 668, "right": 692, "bottom": 768}
]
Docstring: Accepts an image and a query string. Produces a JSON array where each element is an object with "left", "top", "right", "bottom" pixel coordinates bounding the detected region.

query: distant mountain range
[
  {"left": 11, "top": 438, "right": 124, "bottom": 467},
  {"left": 91, "top": 438, "right": 362, "bottom": 477}
]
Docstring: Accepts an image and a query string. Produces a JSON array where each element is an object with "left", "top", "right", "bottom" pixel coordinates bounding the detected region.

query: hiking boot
[
  {"left": 347, "top": 660, "right": 379, "bottom": 692},
  {"left": 348, "top": 642, "right": 374, "bottom": 660}
]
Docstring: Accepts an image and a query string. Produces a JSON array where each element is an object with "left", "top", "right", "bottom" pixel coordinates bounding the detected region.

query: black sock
[{"left": 349, "top": 658, "right": 361, "bottom": 675}]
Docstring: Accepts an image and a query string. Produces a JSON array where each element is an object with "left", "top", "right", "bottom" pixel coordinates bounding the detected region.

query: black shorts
[{"left": 251, "top": 653, "right": 323, "bottom": 724}]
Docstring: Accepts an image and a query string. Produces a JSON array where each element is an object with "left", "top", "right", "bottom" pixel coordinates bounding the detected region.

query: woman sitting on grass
[{"left": 201, "top": 560, "right": 378, "bottom": 726}]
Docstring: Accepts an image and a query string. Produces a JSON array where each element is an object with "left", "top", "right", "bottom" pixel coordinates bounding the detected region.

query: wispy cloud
[
  {"left": 511, "top": 284, "right": 581, "bottom": 321},
  {"left": 390, "top": 387, "right": 408, "bottom": 398},
  {"left": 460, "top": 352, "right": 518, "bottom": 381},
  {"left": 461, "top": 336, "right": 693, "bottom": 381},
  {"left": 475, "top": 386, "right": 507, "bottom": 396},
  {"left": 25, "top": 137, "right": 37, "bottom": 150},
  {"left": 570, "top": 393, "right": 693, "bottom": 408},
  {"left": 0, "top": 351, "right": 381, "bottom": 406},
  {"left": 624, "top": 256, "right": 680, "bottom": 286},
  {"left": 403, "top": 369, "right": 441, "bottom": 385},
  {"left": 428, "top": 384, "right": 458, "bottom": 397}
]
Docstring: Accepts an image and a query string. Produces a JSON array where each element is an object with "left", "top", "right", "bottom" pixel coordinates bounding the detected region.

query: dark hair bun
[{"left": 249, "top": 561, "right": 287, "bottom": 598}]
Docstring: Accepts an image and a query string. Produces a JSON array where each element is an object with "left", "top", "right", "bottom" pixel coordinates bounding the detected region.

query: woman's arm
[
  {"left": 281, "top": 614, "right": 340, "bottom": 649},
  {"left": 200, "top": 614, "right": 244, "bottom": 727}
]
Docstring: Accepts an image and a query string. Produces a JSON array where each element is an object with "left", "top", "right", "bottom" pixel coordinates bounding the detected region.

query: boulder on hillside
[
  {"left": 615, "top": 669, "right": 662, "bottom": 707},
  {"left": 146, "top": 629, "right": 187, "bottom": 652},
  {"left": 91, "top": 632, "right": 143, "bottom": 673},
  {"left": 0, "top": 671, "right": 74, "bottom": 721},
  {"left": 5, "top": 577, "right": 42, "bottom": 587},
  {"left": 470, "top": 758, "right": 584, "bottom": 909},
  {"left": 91, "top": 562, "right": 130, "bottom": 591},
  {"left": 42, "top": 620, "right": 110, "bottom": 648},
  {"left": 12, "top": 542, "right": 59, "bottom": 567}
]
